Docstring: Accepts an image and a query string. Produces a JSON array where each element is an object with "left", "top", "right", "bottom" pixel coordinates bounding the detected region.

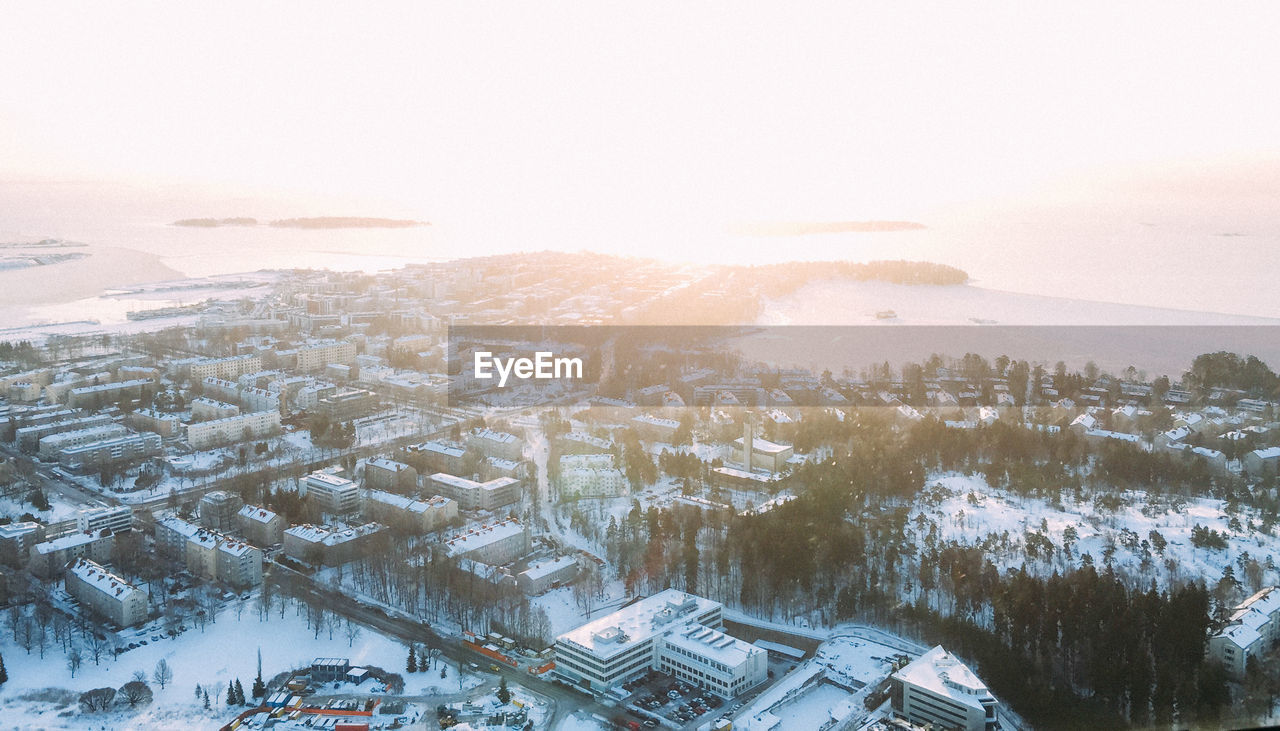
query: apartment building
[
  {"left": 282, "top": 522, "right": 386, "bottom": 565},
  {"left": 304, "top": 471, "right": 361, "bottom": 514},
  {"left": 466, "top": 428, "right": 524, "bottom": 460},
  {"left": 1208, "top": 587, "right": 1280, "bottom": 677},
  {"left": 66, "top": 378, "right": 154, "bottom": 409},
  {"left": 237, "top": 504, "right": 285, "bottom": 547},
  {"left": 126, "top": 408, "right": 181, "bottom": 437},
  {"left": 0, "top": 521, "right": 45, "bottom": 564},
  {"left": 75, "top": 505, "right": 133, "bottom": 534},
  {"left": 185, "top": 410, "right": 281, "bottom": 449},
  {"left": 556, "top": 454, "right": 627, "bottom": 500},
  {"left": 362, "top": 489, "right": 458, "bottom": 533},
  {"left": 155, "top": 516, "right": 202, "bottom": 557},
  {"left": 59, "top": 432, "right": 162, "bottom": 472},
  {"left": 190, "top": 397, "right": 240, "bottom": 421},
  {"left": 442, "top": 519, "right": 530, "bottom": 565},
  {"left": 65, "top": 558, "right": 148, "bottom": 628},
  {"left": 428, "top": 473, "right": 521, "bottom": 511},
  {"left": 37, "top": 424, "right": 130, "bottom": 460},
  {"left": 363, "top": 458, "right": 418, "bottom": 493},
  {"left": 198, "top": 490, "right": 244, "bottom": 530},
  {"left": 401, "top": 440, "right": 467, "bottom": 475},
  {"left": 295, "top": 341, "right": 358, "bottom": 372},
  {"left": 891, "top": 646, "right": 998, "bottom": 731},
  {"left": 189, "top": 354, "right": 262, "bottom": 382},
  {"left": 29, "top": 530, "right": 114, "bottom": 577}
]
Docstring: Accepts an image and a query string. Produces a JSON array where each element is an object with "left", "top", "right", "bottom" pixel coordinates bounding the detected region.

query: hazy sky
[{"left": 3, "top": 3, "right": 1279, "bottom": 231}]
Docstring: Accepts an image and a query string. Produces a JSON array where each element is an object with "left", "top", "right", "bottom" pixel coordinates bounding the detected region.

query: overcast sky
[{"left": 3, "top": 2, "right": 1278, "bottom": 229}]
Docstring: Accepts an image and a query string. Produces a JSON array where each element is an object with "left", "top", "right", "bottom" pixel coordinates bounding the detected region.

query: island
[
  {"left": 728, "top": 220, "right": 927, "bottom": 235},
  {"left": 172, "top": 216, "right": 428, "bottom": 229}
]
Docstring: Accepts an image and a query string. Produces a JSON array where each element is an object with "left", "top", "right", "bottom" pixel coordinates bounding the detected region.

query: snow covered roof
[
  {"left": 34, "top": 531, "right": 103, "bottom": 554},
  {"left": 68, "top": 558, "right": 139, "bottom": 598},
  {"left": 557, "top": 589, "right": 721, "bottom": 661},
  {"left": 444, "top": 519, "right": 526, "bottom": 556},
  {"left": 662, "top": 623, "right": 764, "bottom": 667},
  {"left": 238, "top": 505, "right": 279, "bottom": 524},
  {"left": 518, "top": 555, "right": 578, "bottom": 581},
  {"left": 893, "top": 646, "right": 993, "bottom": 712}
]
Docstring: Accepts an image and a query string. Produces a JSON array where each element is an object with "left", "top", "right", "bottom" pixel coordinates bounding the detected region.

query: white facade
[
  {"left": 304, "top": 471, "right": 361, "bottom": 514},
  {"left": 186, "top": 410, "right": 281, "bottom": 449},
  {"left": 554, "top": 590, "right": 765, "bottom": 698},
  {"left": 1208, "top": 587, "right": 1280, "bottom": 677},
  {"left": 65, "top": 558, "right": 147, "bottom": 627},
  {"left": 891, "top": 646, "right": 997, "bottom": 731},
  {"left": 442, "top": 519, "right": 529, "bottom": 565}
]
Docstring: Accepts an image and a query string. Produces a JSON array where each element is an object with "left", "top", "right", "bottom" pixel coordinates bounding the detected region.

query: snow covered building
[
  {"left": 1208, "top": 587, "right": 1280, "bottom": 677},
  {"left": 428, "top": 473, "right": 521, "bottom": 511},
  {"left": 553, "top": 589, "right": 766, "bottom": 699},
  {"left": 304, "top": 470, "right": 361, "bottom": 515},
  {"left": 442, "top": 519, "right": 530, "bottom": 565},
  {"left": 556, "top": 454, "right": 627, "bottom": 499},
  {"left": 362, "top": 489, "right": 458, "bottom": 533},
  {"left": 890, "top": 645, "right": 997, "bottom": 731},
  {"left": 1245, "top": 447, "right": 1280, "bottom": 478},
  {"left": 282, "top": 523, "right": 386, "bottom": 566},
  {"left": 237, "top": 504, "right": 285, "bottom": 547},
  {"left": 65, "top": 558, "right": 147, "bottom": 627}
]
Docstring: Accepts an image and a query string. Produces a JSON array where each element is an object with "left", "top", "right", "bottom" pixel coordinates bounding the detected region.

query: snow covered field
[
  {"left": 909, "top": 472, "right": 1280, "bottom": 590},
  {"left": 0, "top": 596, "right": 414, "bottom": 729}
]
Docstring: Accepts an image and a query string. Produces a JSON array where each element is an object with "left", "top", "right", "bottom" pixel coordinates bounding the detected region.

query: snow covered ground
[
  {"left": 909, "top": 472, "right": 1280, "bottom": 590},
  {"left": 0, "top": 596, "right": 415, "bottom": 729}
]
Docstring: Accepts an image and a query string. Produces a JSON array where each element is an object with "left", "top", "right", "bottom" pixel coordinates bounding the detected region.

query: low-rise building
[
  {"left": 428, "top": 472, "right": 521, "bottom": 511},
  {"left": 891, "top": 646, "right": 998, "bottom": 731},
  {"left": 29, "top": 530, "right": 114, "bottom": 577},
  {"left": 442, "top": 519, "right": 529, "bottom": 565},
  {"left": 0, "top": 521, "right": 45, "bottom": 564},
  {"left": 191, "top": 396, "right": 240, "bottom": 422},
  {"left": 304, "top": 471, "right": 361, "bottom": 515},
  {"left": 516, "top": 555, "right": 579, "bottom": 595},
  {"left": 155, "top": 515, "right": 202, "bottom": 556},
  {"left": 126, "top": 408, "right": 181, "bottom": 437},
  {"left": 59, "top": 432, "right": 162, "bottom": 472},
  {"left": 75, "top": 505, "right": 133, "bottom": 534},
  {"left": 553, "top": 589, "right": 765, "bottom": 698},
  {"left": 199, "top": 490, "right": 245, "bottom": 530},
  {"left": 282, "top": 523, "right": 386, "bottom": 565},
  {"left": 65, "top": 558, "right": 147, "bottom": 627},
  {"left": 466, "top": 428, "right": 524, "bottom": 460},
  {"left": 1208, "top": 587, "right": 1280, "bottom": 677},
  {"left": 189, "top": 354, "right": 262, "bottom": 382},
  {"left": 363, "top": 458, "right": 418, "bottom": 493},
  {"left": 37, "top": 424, "right": 131, "bottom": 460},
  {"left": 401, "top": 440, "right": 466, "bottom": 475},
  {"left": 362, "top": 489, "right": 458, "bottom": 533},
  {"left": 1245, "top": 447, "right": 1280, "bottom": 478},
  {"left": 186, "top": 410, "right": 281, "bottom": 449},
  {"left": 556, "top": 454, "right": 627, "bottom": 499},
  {"left": 237, "top": 504, "right": 285, "bottom": 547}
]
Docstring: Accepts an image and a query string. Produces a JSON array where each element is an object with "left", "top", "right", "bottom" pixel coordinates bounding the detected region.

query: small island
[
  {"left": 172, "top": 217, "right": 428, "bottom": 229},
  {"left": 729, "top": 220, "right": 927, "bottom": 236}
]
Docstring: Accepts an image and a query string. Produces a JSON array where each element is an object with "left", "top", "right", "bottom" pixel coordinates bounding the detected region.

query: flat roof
[
  {"left": 893, "top": 646, "right": 992, "bottom": 712},
  {"left": 444, "top": 519, "right": 526, "bottom": 555},
  {"left": 663, "top": 624, "right": 763, "bottom": 668},
  {"left": 556, "top": 589, "right": 721, "bottom": 661}
]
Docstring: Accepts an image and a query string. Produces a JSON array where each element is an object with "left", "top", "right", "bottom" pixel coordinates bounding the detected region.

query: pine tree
[
  {"left": 406, "top": 645, "right": 417, "bottom": 673},
  {"left": 202, "top": 687, "right": 210, "bottom": 709},
  {"left": 194, "top": 683, "right": 201, "bottom": 700},
  {"left": 234, "top": 678, "right": 246, "bottom": 705},
  {"left": 226, "top": 680, "right": 236, "bottom": 706},
  {"left": 254, "top": 652, "right": 267, "bottom": 696},
  {"left": 0, "top": 652, "right": 7, "bottom": 685},
  {"left": 497, "top": 676, "right": 510, "bottom": 705}
]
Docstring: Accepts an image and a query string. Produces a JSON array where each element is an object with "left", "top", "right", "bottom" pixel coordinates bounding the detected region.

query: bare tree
[
  {"left": 66, "top": 647, "right": 83, "bottom": 677},
  {"left": 152, "top": 658, "right": 174, "bottom": 689},
  {"left": 344, "top": 620, "right": 362, "bottom": 647},
  {"left": 85, "top": 632, "right": 109, "bottom": 665},
  {"left": 119, "top": 679, "right": 153, "bottom": 707},
  {"left": 78, "top": 687, "right": 115, "bottom": 712}
]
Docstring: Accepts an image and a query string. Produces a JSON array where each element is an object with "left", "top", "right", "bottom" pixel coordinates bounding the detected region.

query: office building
[{"left": 891, "top": 646, "right": 998, "bottom": 731}]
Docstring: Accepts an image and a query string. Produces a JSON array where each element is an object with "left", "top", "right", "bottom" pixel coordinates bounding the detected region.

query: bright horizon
[{"left": 4, "top": 3, "right": 1280, "bottom": 243}]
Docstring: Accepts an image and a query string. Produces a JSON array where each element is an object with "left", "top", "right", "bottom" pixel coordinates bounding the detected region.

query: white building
[
  {"left": 891, "top": 646, "right": 997, "bottom": 731},
  {"left": 186, "top": 410, "right": 281, "bottom": 449},
  {"left": 556, "top": 454, "right": 627, "bottom": 499},
  {"left": 189, "top": 354, "right": 262, "bottom": 382},
  {"left": 65, "top": 558, "right": 148, "bottom": 627},
  {"left": 1245, "top": 447, "right": 1280, "bottom": 478},
  {"left": 466, "top": 427, "right": 524, "bottom": 460},
  {"left": 237, "top": 504, "right": 285, "bottom": 547},
  {"left": 75, "top": 505, "right": 133, "bottom": 534},
  {"left": 516, "top": 555, "right": 580, "bottom": 595},
  {"left": 554, "top": 589, "right": 766, "bottom": 698},
  {"left": 1208, "top": 587, "right": 1280, "bottom": 677},
  {"left": 442, "top": 519, "right": 530, "bottom": 565},
  {"left": 304, "top": 471, "right": 361, "bottom": 514},
  {"left": 429, "top": 473, "right": 521, "bottom": 511},
  {"left": 362, "top": 489, "right": 458, "bottom": 533},
  {"left": 295, "top": 341, "right": 357, "bottom": 372}
]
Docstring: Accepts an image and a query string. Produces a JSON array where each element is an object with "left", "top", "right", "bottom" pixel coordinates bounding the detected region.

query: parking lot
[{"left": 617, "top": 670, "right": 730, "bottom": 729}]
